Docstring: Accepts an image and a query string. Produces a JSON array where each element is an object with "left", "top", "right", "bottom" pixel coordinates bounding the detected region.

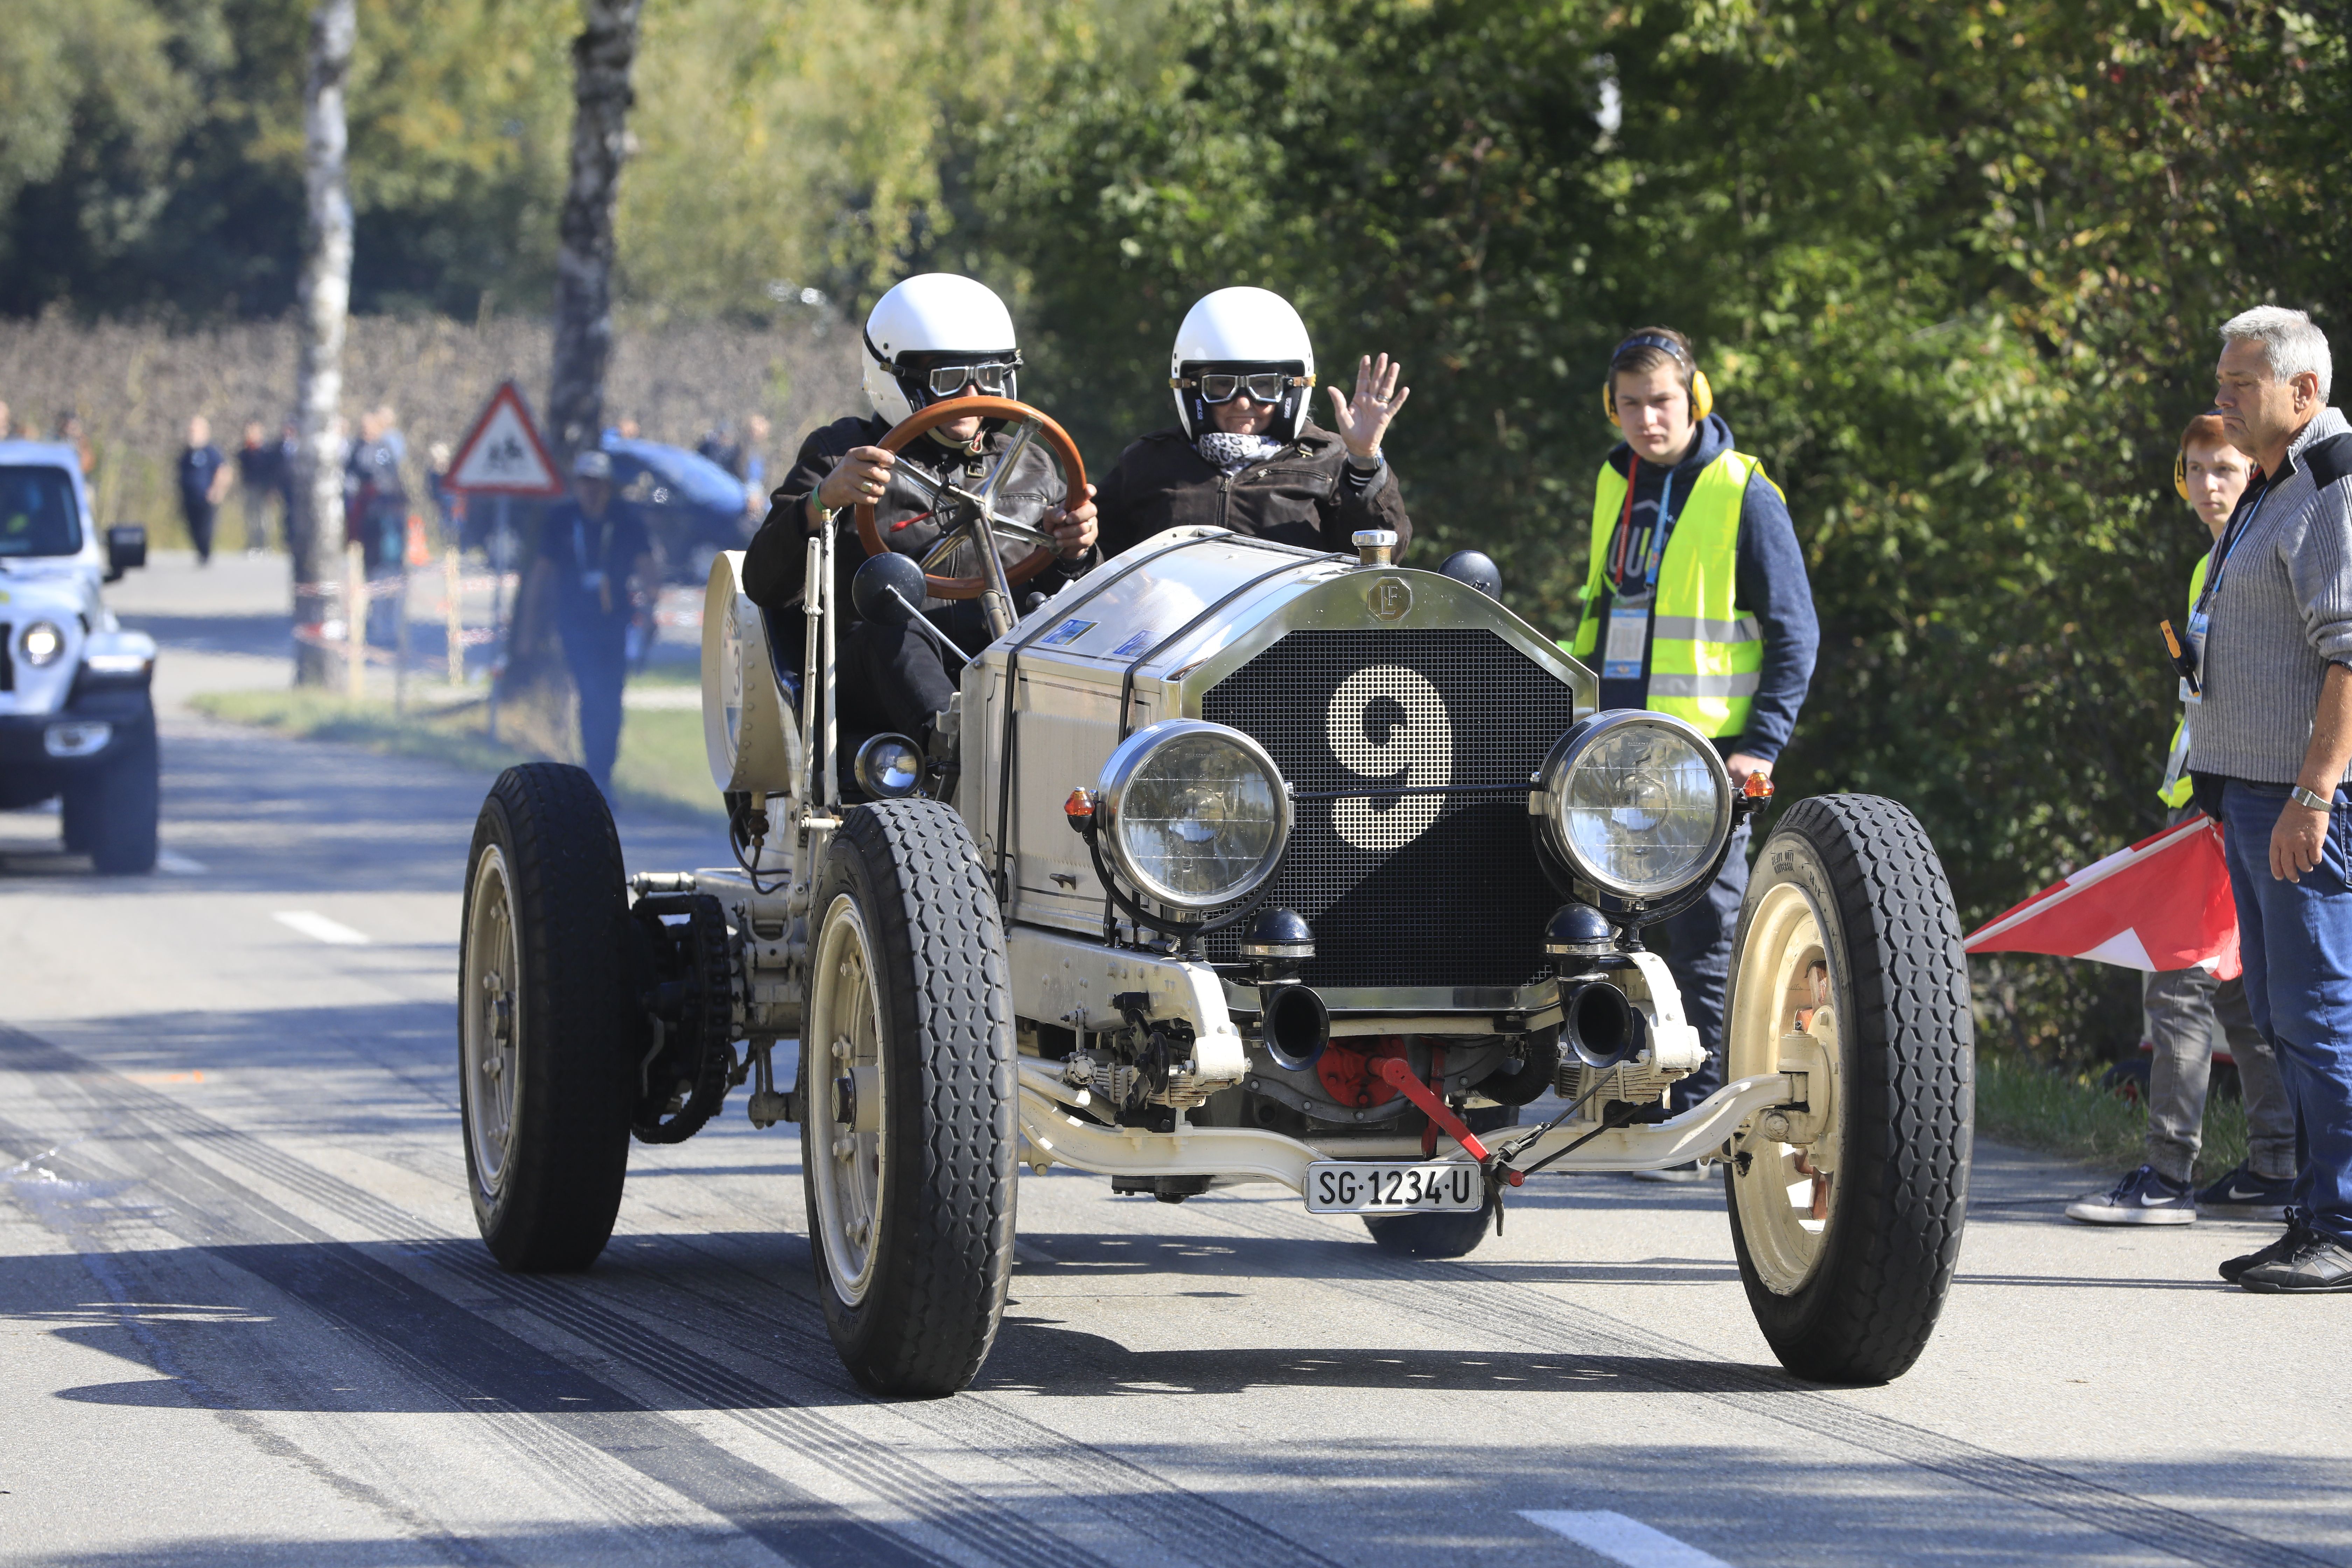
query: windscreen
[{"left": 0, "top": 466, "right": 82, "bottom": 557}]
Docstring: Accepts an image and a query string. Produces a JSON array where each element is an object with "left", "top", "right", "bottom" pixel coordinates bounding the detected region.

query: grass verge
[
  {"left": 1974, "top": 1048, "right": 2249, "bottom": 1182},
  {"left": 189, "top": 685, "right": 724, "bottom": 824}
]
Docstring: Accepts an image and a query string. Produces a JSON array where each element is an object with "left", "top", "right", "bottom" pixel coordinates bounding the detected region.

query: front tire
[
  {"left": 460, "top": 763, "right": 636, "bottom": 1270},
  {"left": 802, "top": 799, "right": 1015, "bottom": 1398},
  {"left": 86, "top": 734, "right": 160, "bottom": 875},
  {"left": 1723, "top": 794, "right": 1972, "bottom": 1384}
]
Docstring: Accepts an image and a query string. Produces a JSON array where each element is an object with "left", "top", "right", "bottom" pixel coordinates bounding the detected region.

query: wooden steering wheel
[{"left": 856, "top": 395, "right": 1088, "bottom": 603}]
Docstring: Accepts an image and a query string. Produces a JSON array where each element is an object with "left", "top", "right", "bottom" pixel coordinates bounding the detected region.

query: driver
[
  {"left": 742, "top": 272, "right": 1098, "bottom": 745},
  {"left": 1093, "top": 286, "right": 1413, "bottom": 558}
]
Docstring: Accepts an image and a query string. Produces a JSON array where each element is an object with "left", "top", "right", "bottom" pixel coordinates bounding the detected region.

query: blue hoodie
[{"left": 1588, "top": 413, "right": 1819, "bottom": 763}]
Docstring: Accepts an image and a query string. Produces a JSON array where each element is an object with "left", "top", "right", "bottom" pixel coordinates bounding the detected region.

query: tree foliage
[{"left": 2, "top": 0, "right": 2344, "bottom": 1056}]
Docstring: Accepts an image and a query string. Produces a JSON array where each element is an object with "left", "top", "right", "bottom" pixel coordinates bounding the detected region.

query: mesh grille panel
[{"left": 1200, "top": 628, "right": 1580, "bottom": 988}]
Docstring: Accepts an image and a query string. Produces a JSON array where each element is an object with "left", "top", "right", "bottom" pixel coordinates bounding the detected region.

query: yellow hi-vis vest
[
  {"left": 1566, "top": 448, "right": 1776, "bottom": 737},
  {"left": 2157, "top": 553, "right": 2212, "bottom": 810}
]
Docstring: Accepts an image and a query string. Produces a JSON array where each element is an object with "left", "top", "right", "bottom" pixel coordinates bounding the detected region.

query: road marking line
[
  {"left": 1521, "top": 1512, "right": 1735, "bottom": 1568},
  {"left": 156, "top": 850, "right": 209, "bottom": 875},
  {"left": 273, "top": 910, "right": 370, "bottom": 945}
]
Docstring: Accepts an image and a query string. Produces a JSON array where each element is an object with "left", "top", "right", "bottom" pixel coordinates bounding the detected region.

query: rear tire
[
  {"left": 87, "top": 734, "right": 159, "bottom": 876},
  {"left": 802, "top": 799, "right": 1015, "bottom": 1397},
  {"left": 460, "top": 763, "right": 636, "bottom": 1270},
  {"left": 1363, "top": 1194, "right": 1493, "bottom": 1258},
  {"left": 1723, "top": 794, "right": 1972, "bottom": 1384}
]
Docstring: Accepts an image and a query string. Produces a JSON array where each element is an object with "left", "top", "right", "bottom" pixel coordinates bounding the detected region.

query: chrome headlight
[
  {"left": 1534, "top": 710, "right": 1732, "bottom": 905},
  {"left": 20, "top": 621, "right": 66, "bottom": 668},
  {"left": 1097, "top": 719, "right": 1291, "bottom": 911}
]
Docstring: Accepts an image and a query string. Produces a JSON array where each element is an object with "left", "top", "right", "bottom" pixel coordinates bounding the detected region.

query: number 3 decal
[{"left": 1325, "top": 665, "right": 1452, "bottom": 850}]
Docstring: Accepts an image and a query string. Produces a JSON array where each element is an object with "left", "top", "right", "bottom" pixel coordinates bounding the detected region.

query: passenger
[
  {"left": 740, "top": 273, "right": 1098, "bottom": 747},
  {"left": 1566, "top": 327, "right": 1819, "bottom": 1177},
  {"left": 1093, "top": 287, "right": 1413, "bottom": 559}
]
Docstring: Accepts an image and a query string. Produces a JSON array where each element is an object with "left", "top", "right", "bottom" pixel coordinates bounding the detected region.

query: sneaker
[
  {"left": 2194, "top": 1162, "right": 2295, "bottom": 1218},
  {"left": 2239, "top": 1232, "right": 2352, "bottom": 1294},
  {"left": 2065, "top": 1164, "right": 2196, "bottom": 1225},
  {"left": 2221, "top": 1222, "right": 2306, "bottom": 1283},
  {"left": 1632, "top": 1161, "right": 1709, "bottom": 1184}
]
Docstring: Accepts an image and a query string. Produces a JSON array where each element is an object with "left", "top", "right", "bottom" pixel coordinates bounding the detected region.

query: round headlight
[
  {"left": 854, "top": 732, "right": 924, "bottom": 798},
  {"left": 20, "top": 621, "right": 65, "bottom": 668},
  {"left": 1536, "top": 711, "right": 1732, "bottom": 904},
  {"left": 1097, "top": 719, "right": 1291, "bottom": 911}
]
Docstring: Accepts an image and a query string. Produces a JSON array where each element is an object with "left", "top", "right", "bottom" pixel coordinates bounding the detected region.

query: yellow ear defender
[
  {"left": 1603, "top": 332, "right": 1713, "bottom": 424},
  {"left": 2175, "top": 408, "right": 2225, "bottom": 503}
]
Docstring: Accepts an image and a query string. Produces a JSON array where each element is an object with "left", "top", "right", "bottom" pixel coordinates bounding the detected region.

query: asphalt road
[{"left": 3, "top": 553, "right": 2347, "bottom": 1568}]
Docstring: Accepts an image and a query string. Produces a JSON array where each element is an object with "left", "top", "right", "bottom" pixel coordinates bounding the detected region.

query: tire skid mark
[
  {"left": 0, "top": 1040, "right": 953, "bottom": 1568},
  {"left": 1183, "top": 1200, "right": 2328, "bottom": 1568},
  {"left": 592, "top": 1226, "right": 1350, "bottom": 1568},
  {"left": 1, "top": 1025, "right": 1342, "bottom": 1568}
]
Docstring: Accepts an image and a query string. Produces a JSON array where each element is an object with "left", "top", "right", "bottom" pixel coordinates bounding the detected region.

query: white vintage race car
[{"left": 457, "top": 396, "right": 1974, "bottom": 1400}]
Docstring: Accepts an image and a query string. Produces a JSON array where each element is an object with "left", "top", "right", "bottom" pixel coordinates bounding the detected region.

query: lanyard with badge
[
  {"left": 1602, "top": 457, "right": 1681, "bottom": 681},
  {"left": 2158, "top": 477, "right": 2267, "bottom": 793},
  {"left": 574, "top": 514, "right": 617, "bottom": 613}
]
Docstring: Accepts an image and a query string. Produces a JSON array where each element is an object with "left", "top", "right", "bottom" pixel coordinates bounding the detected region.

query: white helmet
[
  {"left": 861, "top": 273, "right": 1021, "bottom": 426},
  {"left": 1169, "top": 286, "right": 1317, "bottom": 440}
]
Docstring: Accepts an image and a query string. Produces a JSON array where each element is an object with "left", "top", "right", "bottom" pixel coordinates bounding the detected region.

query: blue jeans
[
  {"left": 1657, "top": 820, "right": 1751, "bottom": 1114},
  {"left": 562, "top": 624, "right": 628, "bottom": 795},
  {"left": 2220, "top": 779, "right": 2352, "bottom": 1246}
]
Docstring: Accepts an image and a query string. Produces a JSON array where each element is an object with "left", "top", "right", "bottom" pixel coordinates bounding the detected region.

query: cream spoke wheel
[
  {"left": 806, "top": 896, "right": 888, "bottom": 1306},
  {"left": 461, "top": 845, "right": 522, "bottom": 1199},
  {"left": 1726, "top": 880, "right": 1842, "bottom": 1296}
]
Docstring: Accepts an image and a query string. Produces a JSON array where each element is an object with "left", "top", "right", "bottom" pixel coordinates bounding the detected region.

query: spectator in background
[
  {"left": 0, "top": 401, "right": 12, "bottom": 439},
  {"left": 696, "top": 421, "right": 743, "bottom": 480},
  {"left": 528, "top": 449, "right": 655, "bottom": 797},
  {"left": 345, "top": 408, "right": 408, "bottom": 642},
  {"left": 2193, "top": 306, "right": 2352, "bottom": 1294},
  {"left": 742, "top": 413, "right": 771, "bottom": 512},
  {"left": 177, "top": 415, "right": 231, "bottom": 565},
  {"left": 236, "top": 420, "right": 285, "bottom": 554},
  {"left": 427, "top": 440, "right": 464, "bottom": 551},
  {"left": 54, "top": 413, "right": 93, "bottom": 476},
  {"left": 2067, "top": 412, "right": 2297, "bottom": 1226}
]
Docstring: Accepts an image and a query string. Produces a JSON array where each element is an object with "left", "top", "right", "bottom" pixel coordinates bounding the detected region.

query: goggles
[
  {"left": 905, "top": 356, "right": 1020, "bottom": 398},
  {"left": 1173, "top": 370, "right": 1312, "bottom": 405}
]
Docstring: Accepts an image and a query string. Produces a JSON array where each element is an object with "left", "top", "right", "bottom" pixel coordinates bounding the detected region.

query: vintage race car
[
  {"left": 0, "top": 440, "right": 157, "bottom": 873},
  {"left": 457, "top": 396, "right": 1974, "bottom": 1400}
]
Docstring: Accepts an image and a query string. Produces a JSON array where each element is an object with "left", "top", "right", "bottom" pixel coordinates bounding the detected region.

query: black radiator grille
[{"left": 1201, "top": 628, "right": 1581, "bottom": 988}]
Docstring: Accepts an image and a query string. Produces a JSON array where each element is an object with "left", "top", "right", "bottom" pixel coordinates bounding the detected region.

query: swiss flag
[{"left": 1963, "top": 817, "right": 2241, "bottom": 980}]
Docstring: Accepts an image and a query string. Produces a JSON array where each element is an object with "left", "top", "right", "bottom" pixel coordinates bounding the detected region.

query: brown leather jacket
[
  {"left": 1094, "top": 418, "right": 1412, "bottom": 560},
  {"left": 741, "top": 413, "right": 1096, "bottom": 649}
]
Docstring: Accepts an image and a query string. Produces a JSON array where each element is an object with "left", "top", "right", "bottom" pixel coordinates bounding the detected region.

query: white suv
[{"left": 0, "top": 440, "right": 157, "bottom": 873}]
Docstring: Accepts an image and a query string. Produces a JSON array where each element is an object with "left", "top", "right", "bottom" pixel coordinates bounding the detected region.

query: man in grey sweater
[{"left": 2189, "top": 306, "right": 2352, "bottom": 1293}]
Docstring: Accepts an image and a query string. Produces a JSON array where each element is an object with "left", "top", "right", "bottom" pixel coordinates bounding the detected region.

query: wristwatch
[{"left": 2292, "top": 785, "right": 2333, "bottom": 812}]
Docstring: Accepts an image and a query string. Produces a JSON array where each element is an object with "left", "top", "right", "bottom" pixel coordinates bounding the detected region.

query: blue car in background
[{"left": 601, "top": 435, "right": 756, "bottom": 585}]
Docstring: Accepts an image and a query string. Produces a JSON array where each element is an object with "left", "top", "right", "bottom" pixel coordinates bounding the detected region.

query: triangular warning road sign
[{"left": 447, "top": 381, "right": 565, "bottom": 496}]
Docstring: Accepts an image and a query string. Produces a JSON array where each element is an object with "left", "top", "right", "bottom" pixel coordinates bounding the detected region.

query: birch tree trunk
[
  {"left": 504, "top": 0, "right": 642, "bottom": 707},
  {"left": 289, "top": 0, "right": 355, "bottom": 688}
]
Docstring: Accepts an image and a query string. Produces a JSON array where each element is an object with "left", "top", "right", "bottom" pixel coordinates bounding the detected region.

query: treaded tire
[
  {"left": 1724, "top": 793, "right": 1972, "bottom": 1384},
  {"left": 802, "top": 798, "right": 1014, "bottom": 1398},
  {"left": 1363, "top": 1193, "right": 1493, "bottom": 1258},
  {"left": 461, "top": 763, "right": 635, "bottom": 1270},
  {"left": 86, "top": 732, "right": 159, "bottom": 875}
]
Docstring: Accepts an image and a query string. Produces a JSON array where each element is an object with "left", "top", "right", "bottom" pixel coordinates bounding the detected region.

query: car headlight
[
  {"left": 21, "top": 621, "right": 66, "bottom": 668},
  {"left": 1097, "top": 719, "right": 1291, "bottom": 911},
  {"left": 1534, "top": 710, "right": 1732, "bottom": 906}
]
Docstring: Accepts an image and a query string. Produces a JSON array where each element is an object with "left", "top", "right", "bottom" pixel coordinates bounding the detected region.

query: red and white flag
[{"left": 1963, "top": 817, "right": 2241, "bottom": 979}]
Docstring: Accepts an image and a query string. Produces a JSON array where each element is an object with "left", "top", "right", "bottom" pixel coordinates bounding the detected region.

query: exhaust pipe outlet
[
  {"left": 1560, "top": 979, "right": 1646, "bottom": 1071},
  {"left": 1259, "top": 983, "right": 1330, "bottom": 1072}
]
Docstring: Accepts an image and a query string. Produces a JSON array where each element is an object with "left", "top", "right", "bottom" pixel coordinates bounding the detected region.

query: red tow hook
[{"left": 1373, "top": 1057, "right": 1525, "bottom": 1186}]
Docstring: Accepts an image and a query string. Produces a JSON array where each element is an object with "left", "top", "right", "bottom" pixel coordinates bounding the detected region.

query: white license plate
[{"left": 1303, "top": 1161, "right": 1483, "bottom": 1213}]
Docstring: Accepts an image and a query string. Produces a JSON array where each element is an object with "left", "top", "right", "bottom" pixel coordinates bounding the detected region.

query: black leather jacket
[
  {"left": 743, "top": 412, "right": 1097, "bottom": 651},
  {"left": 1094, "top": 418, "right": 1413, "bottom": 559}
]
